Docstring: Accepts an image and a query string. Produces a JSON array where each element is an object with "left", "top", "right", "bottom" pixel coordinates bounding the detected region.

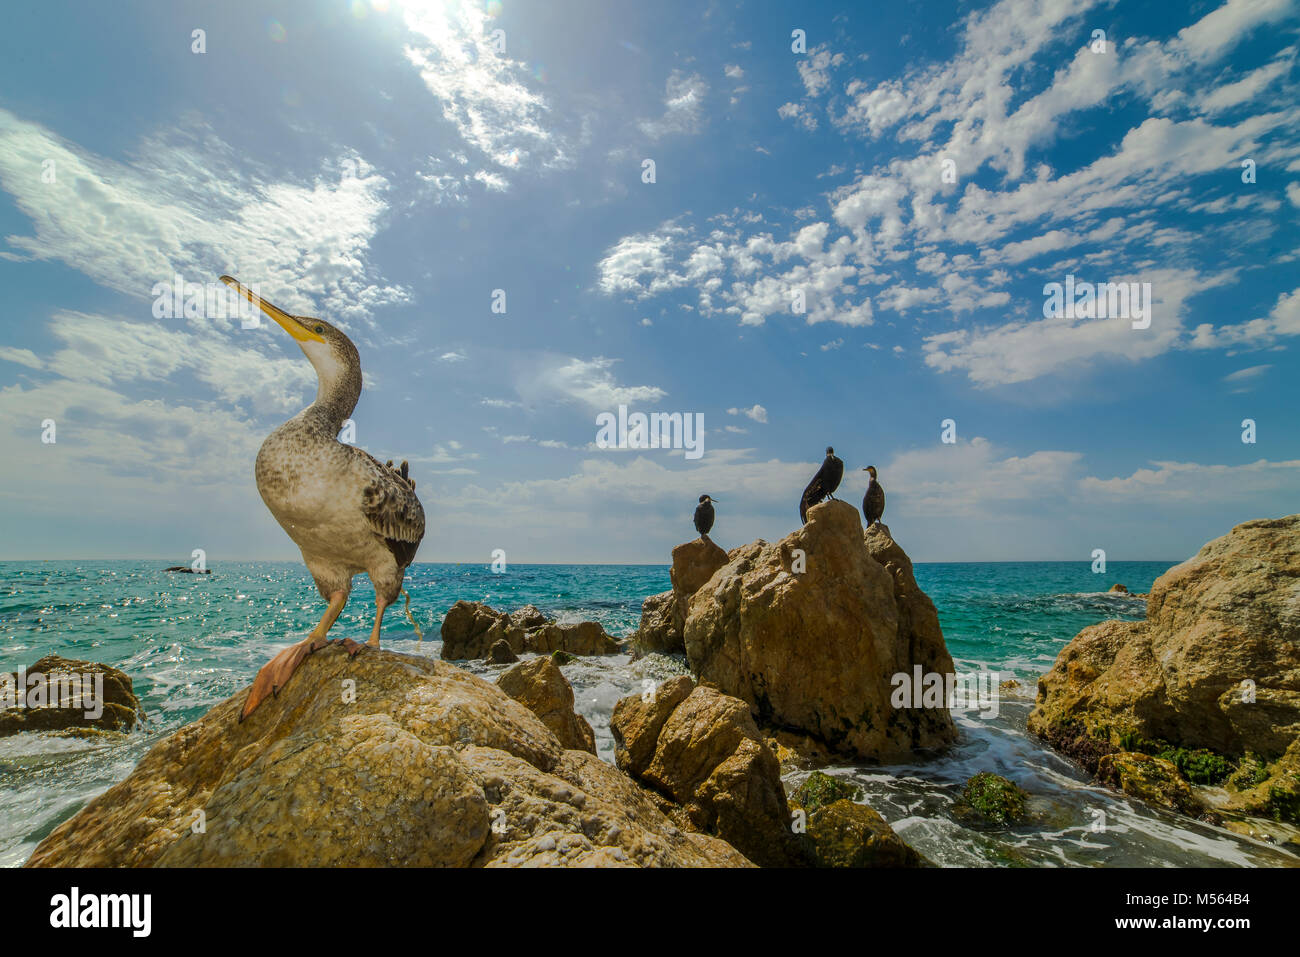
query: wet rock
[
  {"left": 496, "top": 657, "right": 596, "bottom": 754},
  {"left": 791, "top": 770, "right": 862, "bottom": 813},
  {"left": 805, "top": 800, "right": 928, "bottom": 868},
  {"left": 957, "top": 772, "right": 1029, "bottom": 826},
  {"left": 26, "top": 647, "right": 751, "bottom": 868},
  {"left": 487, "top": 639, "right": 518, "bottom": 664},
  {"left": 1097, "top": 752, "right": 1204, "bottom": 817},
  {"left": 0, "top": 656, "right": 141, "bottom": 737}
]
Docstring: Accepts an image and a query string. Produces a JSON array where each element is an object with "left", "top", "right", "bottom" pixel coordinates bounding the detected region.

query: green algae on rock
[
  {"left": 792, "top": 770, "right": 863, "bottom": 814},
  {"left": 1028, "top": 514, "right": 1300, "bottom": 822},
  {"left": 806, "top": 799, "right": 929, "bottom": 868},
  {"left": 958, "top": 772, "right": 1028, "bottom": 826}
]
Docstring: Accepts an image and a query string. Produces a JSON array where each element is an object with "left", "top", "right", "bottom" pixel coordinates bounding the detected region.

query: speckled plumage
[{"left": 249, "top": 301, "right": 424, "bottom": 606}]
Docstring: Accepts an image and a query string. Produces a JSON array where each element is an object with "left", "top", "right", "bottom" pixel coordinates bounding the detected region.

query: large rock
[
  {"left": 527, "top": 621, "right": 621, "bottom": 657},
  {"left": 684, "top": 500, "right": 957, "bottom": 761},
  {"left": 441, "top": 601, "right": 526, "bottom": 660},
  {"left": 497, "top": 657, "right": 597, "bottom": 754},
  {"left": 1028, "top": 515, "right": 1300, "bottom": 768},
  {"left": 26, "top": 646, "right": 751, "bottom": 868},
  {"left": 632, "top": 590, "right": 680, "bottom": 656},
  {"left": 0, "top": 656, "right": 141, "bottom": 737},
  {"left": 670, "top": 537, "right": 730, "bottom": 639},
  {"left": 441, "top": 602, "right": 621, "bottom": 660},
  {"left": 610, "top": 676, "right": 800, "bottom": 867}
]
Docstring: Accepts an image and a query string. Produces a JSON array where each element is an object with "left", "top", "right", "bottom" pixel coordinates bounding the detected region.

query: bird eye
[{"left": 314, "top": 325, "right": 324, "bottom": 334}]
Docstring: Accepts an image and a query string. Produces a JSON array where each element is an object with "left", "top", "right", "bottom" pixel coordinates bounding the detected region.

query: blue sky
[{"left": 0, "top": 0, "right": 1297, "bottom": 564}]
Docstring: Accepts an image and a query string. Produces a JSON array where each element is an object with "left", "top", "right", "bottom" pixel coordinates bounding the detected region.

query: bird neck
[{"left": 304, "top": 356, "right": 361, "bottom": 434}]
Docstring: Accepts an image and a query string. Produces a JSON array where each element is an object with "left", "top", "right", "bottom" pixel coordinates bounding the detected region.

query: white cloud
[
  {"left": 639, "top": 72, "right": 708, "bottom": 139},
  {"left": 0, "top": 109, "right": 406, "bottom": 326},
  {"left": 727, "top": 404, "right": 768, "bottom": 423}
]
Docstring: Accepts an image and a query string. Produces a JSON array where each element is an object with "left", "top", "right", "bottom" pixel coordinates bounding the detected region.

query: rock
[
  {"left": 441, "top": 602, "right": 621, "bottom": 660},
  {"left": 684, "top": 500, "right": 957, "bottom": 761},
  {"left": 806, "top": 800, "right": 928, "bottom": 868},
  {"left": 791, "top": 771, "right": 862, "bottom": 813},
  {"left": 164, "top": 566, "right": 211, "bottom": 574},
  {"left": 551, "top": 651, "right": 576, "bottom": 666},
  {"left": 670, "top": 536, "right": 730, "bottom": 639},
  {"left": 610, "top": 677, "right": 799, "bottom": 867},
  {"left": 1108, "top": 583, "right": 1129, "bottom": 593},
  {"left": 497, "top": 657, "right": 596, "bottom": 754},
  {"left": 632, "top": 590, "right": 680, "bottom": 656},
  {"left": 487, "top": 639, "right": 518, "bottom": 664},
  {"left": 1028, "top": 515, "right": 1300, "bottom": 812},
  {"left": 441, "top": 601, "right": 525, "bottom": 660},
  {"left": 957, "top": 772, "right": 1029, "bottom": 826},
  {"left": 509, "top": 605, "right": 549, "bottom": 631},
  {"left": 527, "top": 621, "right": 621, "bottom": 657},
  {"left": 1216, "top": 739, "right": 1300, "bottom": 822},
  {"left": 1097, "top": 752, "right": 1204, "bottom": 817},
  {"left": 27, "top": 646, "right": 751, "bottom": 868},
  {"left": 0, "top": 656, "right": 141, "bottom": 737}
]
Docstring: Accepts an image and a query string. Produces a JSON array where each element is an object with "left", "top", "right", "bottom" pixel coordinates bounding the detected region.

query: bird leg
[
  {"left": 239, "top": 590, "right": 347, "bottom": 722},
  {"left": 368, "top": 596, "right": 391, "bottom": 648},
  {"left": 308, "top": 590, "right": 349, "bottom": 640}
]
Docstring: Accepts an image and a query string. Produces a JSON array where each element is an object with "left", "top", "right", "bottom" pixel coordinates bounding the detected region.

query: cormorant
[
  {"left": 221, "top": 277, "right": 426, "bottom": 721},
  {"left": 862, "top": 466, "right": 885, "bottom": 526},
  {"left": 694, "top": 494, "right": 716, "bottom": 536},
  {"left": 799, "top": 446, "right": 844, "bottom": 523}
]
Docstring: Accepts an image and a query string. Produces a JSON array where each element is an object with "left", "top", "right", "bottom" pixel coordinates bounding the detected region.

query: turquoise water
[{"left": 2, "top": 559, "right": 1296, "bottom": 867}]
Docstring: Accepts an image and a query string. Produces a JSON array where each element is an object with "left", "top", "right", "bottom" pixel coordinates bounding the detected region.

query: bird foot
[
  {"left": 339, "top": 637, "right": 366, "bottom": 658},
  {"left": 239, "top": 636, "right": 330, "bottom": 722}
]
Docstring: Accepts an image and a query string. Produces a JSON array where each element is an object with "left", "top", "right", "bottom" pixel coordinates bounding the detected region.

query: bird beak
[{"left": 220, "top": 276, "right": 325, "bottom": 344}]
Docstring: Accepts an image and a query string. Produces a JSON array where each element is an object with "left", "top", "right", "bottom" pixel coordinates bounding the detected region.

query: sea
[{"left": 1, "top": 559, "right": 1296, "bottom": 868}]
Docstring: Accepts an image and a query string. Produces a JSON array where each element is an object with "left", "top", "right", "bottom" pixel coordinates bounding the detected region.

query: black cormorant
[
  {"left": 862, "top": 466, "right": 885, "bottom": 526},
  {"left": 694, "top": 494, "right": 716, "bottom": 536},
  {"left": 799, "top": 446, "right": 844, "bottom": 523}
]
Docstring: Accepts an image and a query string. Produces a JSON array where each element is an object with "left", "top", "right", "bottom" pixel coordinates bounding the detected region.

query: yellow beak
[{"left": 219, "top": 276, "right": 325, "bottom": 344}]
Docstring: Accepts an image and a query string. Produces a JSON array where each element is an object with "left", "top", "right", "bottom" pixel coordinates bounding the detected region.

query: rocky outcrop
[
  {"left": 1028, "top": 515, "right": 1300, "bottom": 821},
  {"left": 497, "top": 657, "right": 597, "bottom": 754},
  {"left": 527, "top": 621, "right": 621, "bottom": 657},
  {"left": 26, "top": 646, "right": 751, "bottom": 868},
  {"left": 610, "top": 676, "right": 800, "bottom": 867},
  {"left": 631, "top": 538, "right": 732, "bottom": 657},
  {"left": 632, "top": 590, "right": 678, "bottom": 656},
  {"left": 0, "top": 656, "right": 141, "bottom": 737},
  {"left": 441, "top": 601, "right": 526, "bottom": 660},
  {"left": 441, "top": 601, "right": 621, "bottom": 661},
  {"left": 684, "top": 501, "right": 957, "bottom": 761},
  {"left": 670, "top": 537, "right": 729, "bottom": 636}
]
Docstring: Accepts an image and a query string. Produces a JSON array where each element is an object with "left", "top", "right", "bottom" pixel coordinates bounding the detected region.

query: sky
[{"left": 0, "top": 0, "right": 1297, "bottom": 564}]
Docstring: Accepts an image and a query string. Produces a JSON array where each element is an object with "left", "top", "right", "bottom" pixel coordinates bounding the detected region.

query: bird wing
[{"left": 354, "top": 449, "right": 426, "bottom": 568}]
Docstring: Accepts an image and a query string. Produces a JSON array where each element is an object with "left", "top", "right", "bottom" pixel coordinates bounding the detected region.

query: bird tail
[{"left": 402, "top": 588, "right": 423, "bottom": 647}]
